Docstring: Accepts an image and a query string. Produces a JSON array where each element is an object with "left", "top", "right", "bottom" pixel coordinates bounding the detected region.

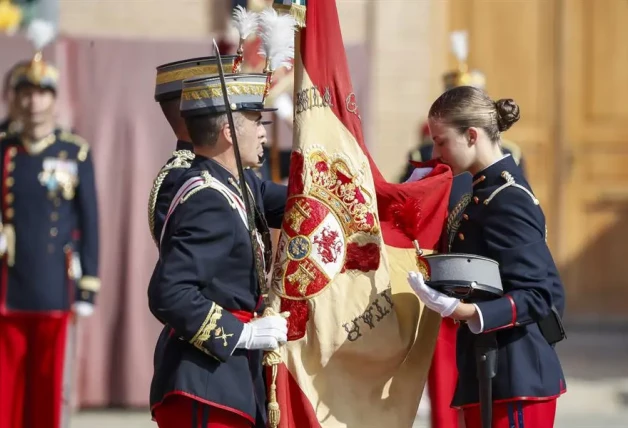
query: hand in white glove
[
  {"left": 73, "top": 301, "right": 95, "bottom": 317},
  {"left": 236, "top": 314, "right": 288, "bottom": 351},
  {"left": 407, "top": 271, "right": 460, "bottom": 317},
  {"left": 405, "top": 167, "right": 434, "bottom": 183}
]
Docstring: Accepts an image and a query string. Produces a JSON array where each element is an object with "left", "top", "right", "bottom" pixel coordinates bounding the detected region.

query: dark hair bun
[{"left": 495, "top": 98, "right": 520, "bottom": 132}]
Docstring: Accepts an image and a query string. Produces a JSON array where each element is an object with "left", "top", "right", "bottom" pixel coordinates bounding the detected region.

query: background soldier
[
  {"left": 0, "top": 54, "right": 100, "bottom": 428},
  {"left": 0, "top": 61, "right": 27, "bottom": 136}
]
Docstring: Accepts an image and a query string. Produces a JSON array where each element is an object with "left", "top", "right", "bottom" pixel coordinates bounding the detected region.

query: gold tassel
[
  {"left": 263, "top": 350, "right": 282, "bottom": 427},
  {"left": 261, "top": 307, "right": 289, "bottom": 428}
]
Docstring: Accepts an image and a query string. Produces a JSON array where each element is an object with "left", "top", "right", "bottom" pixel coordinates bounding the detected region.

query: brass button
[
  {"left": 5, "top": 208, "right": 14, "bottom": 219},
  {"left": 473, "top": 196, "right": 479, "bottom": 204},
  {"left": 50, "top": 227, "right": 58, "bottom": 237},
  {"left": 8, "top": 147, "right": 17, "bottom": 157},
  {"left": 7, "top": 162, "right": 14, "bottom": 172},
  {"left": 51, "top": 212, "right": 59, "bottom": 221},
  {"left": 5, "top": 193, "right": 13, "bottom": 204},
  {"left": 462, "top": 214, "right": 469, "bottom": 220},
  {"left": 6, "top": 177, "right": 14, "bottom": 187},
  {"left": 458, "top": 232, "right": 465, "bottom": 241}
]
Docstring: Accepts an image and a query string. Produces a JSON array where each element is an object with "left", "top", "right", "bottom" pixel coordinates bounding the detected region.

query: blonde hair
[{"left": 428, "top": 86, "right": 520, "bottom": 142}]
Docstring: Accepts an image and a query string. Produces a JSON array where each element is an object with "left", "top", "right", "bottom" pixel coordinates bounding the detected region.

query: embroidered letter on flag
[{"left": 268, "top": 0, "right": 453, "bottom": 426}]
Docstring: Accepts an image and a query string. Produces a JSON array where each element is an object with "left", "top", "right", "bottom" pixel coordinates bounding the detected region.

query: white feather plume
[
  {"left": 232, "top": 5, "right": 259, "bottom": 41},
  {"left": 450, "top": 31, "right": 468, "bottom": 63},
  {"left": 257, "top": 7, "right": 297, "bottom": 72},
  {"left": 26, "top": 19, "right": 57, "bottom": 51}
]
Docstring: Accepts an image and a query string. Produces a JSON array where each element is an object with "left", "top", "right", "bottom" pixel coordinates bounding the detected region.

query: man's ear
[
  {"left": 467, "top": 127, "right": 479, "bottom": 146},
  {"left": 222, "top": 122, "right": 234, "bottom": 146}
]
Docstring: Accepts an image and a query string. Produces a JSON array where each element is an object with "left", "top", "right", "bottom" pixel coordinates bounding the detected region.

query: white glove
[
  {"left": 73, "top": 301, "right": 95, "bottom": 317},
  {"left": 236, "top": 315, "right": 288, "bottom": 351},
  {"left": 0, "top": 232, "right": 6, "bottom": 256},
  {"left": 407, "top": 271, "right": 460, "bottom": 317},
  {"left": 404, "top": 167, "right": 434, "bottom": 183}
]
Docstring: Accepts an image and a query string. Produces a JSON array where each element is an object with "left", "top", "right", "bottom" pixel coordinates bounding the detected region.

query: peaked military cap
[
  {"left": 154, "top": 55, "right": 237, "bottom": 102},
  {"left": 9, "top": 54, "right": 59, "bottom": 92},
  {"left": 180, "top": 73, "right": 277, "bottom": 117}
]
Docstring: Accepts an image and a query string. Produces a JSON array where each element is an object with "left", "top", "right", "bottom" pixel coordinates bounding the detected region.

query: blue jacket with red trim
[
  {"left": 148, "top": 155, "right": 287, "bottom": 427},
  {"left": 449, "top": 155, "right": 566, "bottom": 407},
  {"left": 0, "top": 129, "right": 100, "bottom": 313}
]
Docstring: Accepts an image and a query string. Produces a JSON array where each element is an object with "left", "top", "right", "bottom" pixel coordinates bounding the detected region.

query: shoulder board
[
  {"left": 59, "top": 131, "right": 90, "bottom": 161},
  {"left": 501, "top": 139, "right": 522, "bottom": 165},
  {"left": 483, "top": 171, "right": 539, "bottom": 206},
  {"left": 162, "top": 149, "right": 195, "bottom": 171}
]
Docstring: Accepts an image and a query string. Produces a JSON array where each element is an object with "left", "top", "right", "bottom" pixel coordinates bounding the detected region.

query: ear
[
  {"left": 222, "top": 122, "right": 234, "bottom": 146},
  {"left": 466, "top": 127, "right": 479, "bottom": 146}
]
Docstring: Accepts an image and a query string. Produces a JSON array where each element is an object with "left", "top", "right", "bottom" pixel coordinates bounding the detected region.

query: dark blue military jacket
[
  {"left": 148, "top": 155, "right": 287, "bottom": 427},
  {"left": 147, "top": 140, "right": 195, "bottom": 246},
  {"left": 449, "top": 155, "right": 566, "bottom": 407},
  {"left": 0, "top": 129, "right": 99, "bottom": 313}
]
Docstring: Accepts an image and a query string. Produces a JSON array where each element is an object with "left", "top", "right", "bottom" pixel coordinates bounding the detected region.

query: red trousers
[
  {"left": 427, "top": 317, "right": 460, "bottom": 428},
  {"left": 154, "top": 394, "right": 253, "bottom": 428},
  {"left": 0, "top": 313, "right": 70, "bottom": 428},
  {"left": 463, "top": 399, "right": 557, "bottom": 428}
]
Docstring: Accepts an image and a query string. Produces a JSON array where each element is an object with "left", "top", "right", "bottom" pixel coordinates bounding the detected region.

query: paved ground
[{"left": 70, "top": 326, "right": 628, "bottom": 428}]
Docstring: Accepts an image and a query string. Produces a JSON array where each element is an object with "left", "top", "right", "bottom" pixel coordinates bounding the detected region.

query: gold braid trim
[
  {"left": 147, "top": 150, "right": 195, "bottom": 245},
  {"left": 190, "top": 303, "right": 223, "bottom": 356},
  {"left": 148, "top": 169, "right": 170, "bottom": 245}
]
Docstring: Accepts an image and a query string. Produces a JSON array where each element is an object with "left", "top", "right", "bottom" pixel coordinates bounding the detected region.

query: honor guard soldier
[
  {"left": 408, "top": 86, "right": 566, "bottom": 428},
  {"left": 1, "top": 61, "right": 27, "bottom": 137},
  {"left": 149, "top": 55, "right": 238, "bottom": 246},
  {"left": 0, "top": 54, "right": 100, "bottom": 428},
  {"left": 148, "top": 73, "right": 289, "bottom": 428}
]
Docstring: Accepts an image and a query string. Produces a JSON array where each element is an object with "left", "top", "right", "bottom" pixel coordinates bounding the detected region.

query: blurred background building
[{"left": 1, "top": 0, "right": 627, "bottom": 426}]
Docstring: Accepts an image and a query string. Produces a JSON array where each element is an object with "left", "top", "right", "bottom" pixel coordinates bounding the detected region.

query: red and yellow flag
[{"left": 268, "top": 0, "right": 452, "bottom": 426}]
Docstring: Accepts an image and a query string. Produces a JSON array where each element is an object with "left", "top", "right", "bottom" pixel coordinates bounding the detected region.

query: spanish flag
[{"left": 268, "top": 0, "right": 452, "bottom": 426}]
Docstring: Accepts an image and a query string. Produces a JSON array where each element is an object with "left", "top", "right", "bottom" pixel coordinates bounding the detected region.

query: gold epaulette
[
  {"left": 147, "top": 149, "right": 195, "bottom": 245},
  {"left": 501, "top": 138, "right": 522, "bottom": 166},
  {"left": 59, "top": 131, "right": 90, "bottom": 162},
  {"left": 484, "top": 171, "right": 539, "bottom": 206}
]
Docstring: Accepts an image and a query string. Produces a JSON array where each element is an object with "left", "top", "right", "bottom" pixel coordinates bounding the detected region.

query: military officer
[
  {"left": 0, "top": 55, "right": 99, "bottom": 428},
  {"left": 148, "top": 73, "right": 288, "bottom": 428},
  {"left": 149, "top": 55, "right": 238, "bottom": 246},
  {"left": 408, "top": 86, "right": 566, "bottom": 428},
  {"left": 0, "top": 61, "right": 27, "bottom": 136}
]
